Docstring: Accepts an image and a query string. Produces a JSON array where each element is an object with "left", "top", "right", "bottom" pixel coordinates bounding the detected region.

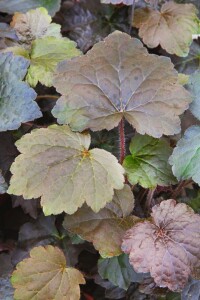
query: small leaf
[
  {"left": 52, "top": 31, "right": 191, "bottom": 138},
  {"left": 98, "top": 254, "right": 145, "bottom": 290},
  {"left": 0, "top": 171, "right": 7, "bottom": 194},
  {"left": 26, "top": 36, "right": 81, "bottom": 87},
  {"left": 10, "top": 7, "right": 61, "bottom": 48},
  {"left": 169, "top": 126, "right": 200, "bottom": 185},
  {"left": 188, "top": 71, "right": 200, "bottom": 120},
  {"left": 133, "top": 2, "right": 199, "bottom": 57},
  {"left": 11, "top": 245, "right": 85, "bottom": 300},
  {"left": 123, "top": 134, "right": 176, "bottom": 188},
  {"left": 122, "top": 199, "right": 200, "bottom": 291},
  {"left": 0, "top": 52, "right": 41, "bottom": 132},
  {"left": 101, "top": 0, "right": 134, "bottom": 5},
  {"left": 0, "top": 0, "right": 61, "bottom": 17},
  {"left": 63, "top": 185, "right": 138, "bottom": 257},
  {"left": 8, "top": 125, "right": 124, "bottom": 215}
]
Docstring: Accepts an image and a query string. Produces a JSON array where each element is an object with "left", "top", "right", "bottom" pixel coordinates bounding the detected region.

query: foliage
[{"left": 0, "top": 1, "right": 200, "bottom": 299}]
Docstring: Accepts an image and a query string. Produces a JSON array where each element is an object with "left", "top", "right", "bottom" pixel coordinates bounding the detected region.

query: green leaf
[
  {"left": 0, "top": 52, "right": 41, "bottom": 132},
  {"left": 10, "top": 7, "right": 61, "bottom": 47},
  {"left": 187, "top": 192, "right": 200, "bottom": 212},
  {"left": 123, "top": 134, "right": 176, "bottom": 188},
  {"left": 8, "top": 125, "right": 124, "bottom": 215},
  {"left": 52, "top": 31, "right": 191, "bottom": 138},
  {"left": 98, "top": 254, "right": 145, "bottom": 290},
  {"left": 11, "top": 245, "right": 85, "bottom": 300},
  {"left": 0, "top": 171, "right": 7, "bottom": 194},
  {"left": 169, "top": 126, "right": 200, "bottom": 185},
  {"left": 188, "top": 71, "right": 200, "bottom": 120},
  {"left": 26, "top": 36, "right": 81, "bottom": 87},
  {"left": 0, "top": 0, "right": 61, "bottom": 17},
  {"left": 63, "top": 185, "right": 138, "bottom": 257}
]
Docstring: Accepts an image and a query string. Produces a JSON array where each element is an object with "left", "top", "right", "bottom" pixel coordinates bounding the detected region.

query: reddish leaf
[{"left": 122, "top": 199, "right": 200, "bottom": 291}]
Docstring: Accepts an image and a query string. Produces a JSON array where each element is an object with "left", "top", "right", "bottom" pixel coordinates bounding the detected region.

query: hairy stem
[
  {"left": 118, "top": 118, "right": 126, "bottom": 164},
  {"left": 171, "top": 179, "right": 193, "bottom": 199}
]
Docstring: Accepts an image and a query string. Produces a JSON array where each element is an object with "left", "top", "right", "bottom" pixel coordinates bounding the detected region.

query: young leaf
[
  {"left": 188, "top": 71, "right": 200, "bottom": 120},
  {"left": 0, "top": 0, "right": 61, "bottom": 17},
  {"left": 98, "top": 254, "right": 145, "bottom": 290},
  {"left": 52, "top": 31, "right": 191, "bottom": 138},
  {"left": 63, "top": 185, "right": 138, "bottom": 257},
  {"left": 169, "top": 126, "right": 200, "bottom": 185},
  {"left": 0, "top": 171, "right": 7, "bottom": 194},
  {"left": 122, "top": 199, "right": 200, "bottom": 291},
  {"left": 133, "top": 2, "right": 199, "bottom": 57},
  {"left": 26, "top": 36, "right": 81, "bottom": 87},
  {"left": 123, "top": 134, "right": 176, "bottom": 188},
  {"left": 11, "top": 245, "right": 85, "bottom": 300},
  {"left": 0, "top": 52, "right": 41, "bottom": 132},
  {"left": 10, "top": 7, "right": 61, "bottom": 47},
  {"left": 101, "top": 0, "right": 134, "bottom": 4},
  {"left": 8, "top": 125, "right": 124, "bottom": 215}
]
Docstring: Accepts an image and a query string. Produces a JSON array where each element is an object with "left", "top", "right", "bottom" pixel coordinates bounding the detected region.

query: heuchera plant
[{"left": 0, "top": 0, "right": 200, "bottom": 299}]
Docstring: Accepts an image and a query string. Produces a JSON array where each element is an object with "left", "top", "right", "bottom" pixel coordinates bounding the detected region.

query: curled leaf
[
  {"left": 122, "top": 199, "right": 200, "bottom": 291},
  {"left": 133, "top": 2, "right": 199, "bottom": 57},
  {"left": 63, "top": 185, "right": 137, "bottom": 257},
  {"left": 11, "top": 245, "right": 85, "bottom": 300},
  {"left": 0, "top": 52, "right": 41, "bottom": 132},
  {"left": 52, "top": 31, "right": 191, "bottom": 138},
  {"left": 8, "top": 125, "right": 124, "bottom": 215}
]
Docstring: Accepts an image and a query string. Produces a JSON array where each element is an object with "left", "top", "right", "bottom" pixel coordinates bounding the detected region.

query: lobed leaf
[
  {"left": 0, "top": 52, "right": 41, "bottom": 132},
  {"left": 10, "top": 7, "right": 61, "bottom": 48},
  {"left": 122, "top": 199, "right": 200, "bottom": 291},
  {"left": 8, "top": 125, "right": 124, "bottom": 215},
  {"left": 98, "top": 254, "right": 145, "bottom": 290},
  {"left": 133, "top": 2, "right": 199, "bottom": 57},
  {"left": 11, "top": 245, "right": 85, "bottom": 300},
  {"left": 123, "top": 134, "right": 176, "bottom": 188},
  {"left": 188, "top": 71, "right": 200, "bottom": 120},
  {"left": 0, "top": 0, "right": 61, "bottom": 17},
  {"left": 169, "top": 126, "right": 200, "bottom": 185},
  {"left": 26, "top": 36, "right": 81, "bottom": 87},
  {"left": 52, "top": 31, "right": 191, "bottom": 138},
  {"left": 63, "top": 185, "right": 137, "bottom": 257}
]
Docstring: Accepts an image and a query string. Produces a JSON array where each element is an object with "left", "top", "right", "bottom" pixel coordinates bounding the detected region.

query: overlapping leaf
[
  {"left": 10, "top": 7, "right": 61, "bottom": 47},
  {"left": 0, "top": 171, "right": 7, "bottom": 194},
  {"left": 63, "top": 185, "right": 138, "bottom": 257},
  {"left": 98, "top": 254, "right": 145, "bottom": 290},
  {"left": 169, "top": 126, "right": 200, "bottom": 185},
  {"left": 0, "top": 52, "right": 41, "bottom": 132},
  {"left": 26, "top": 36, "right": 81, "bottom": 87},
  {"left": 4, "top": 8, "right": 81, "bottom": 87},
  {"left": 133, "top": 2, "right": 199, "bottom": 57},
  {"left": 188, "top": 71, "right": 200, "bottom": 120},
  {"left": 52, "top": 31, "right": 191, "bottom": 138},
  {"left": 11, "top": 245, "right": 85, "bottom": 300},
  {"left": 123, "top": 134, "right": 176, "bottom": 188},
  {"left": 122, "top": 199, "right": 200, "bottom": 291},
  {"left": 0, "top": 0, "right": 61, "bottom": 16},
  {"left": 8, "top": 125, "right": 124, "bottom": 215}
]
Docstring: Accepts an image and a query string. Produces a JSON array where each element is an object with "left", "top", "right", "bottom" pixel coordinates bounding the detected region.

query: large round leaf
[
  {"left": 52, "top": 31, "right": 191, "bottom": 138},
  {"left": 8, "top": 125, "right": 124, "bottom": 215},
  {"left": 122, "top": 199, "right": 200, "bottom": 291}
]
